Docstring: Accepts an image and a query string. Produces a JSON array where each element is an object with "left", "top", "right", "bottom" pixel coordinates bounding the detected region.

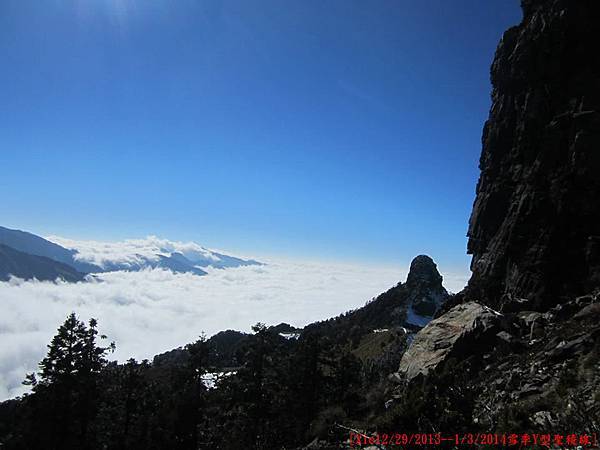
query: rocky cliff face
[
  {"left": 466, "top": 0, "right": 600, "bottom": 310},
  {"left": 390, "top": 255, "right": 449, "bottom": 328},
  {"left": 405, "top": 255, "right": 448, "bottom": 318},
  {"left": 387, "top": 0, "right": 600, "bottom": 435}
]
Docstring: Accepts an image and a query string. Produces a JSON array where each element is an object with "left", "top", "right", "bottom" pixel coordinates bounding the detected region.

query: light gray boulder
[{"left": 396, "top": 302, "right": 502, "bottom": 381}]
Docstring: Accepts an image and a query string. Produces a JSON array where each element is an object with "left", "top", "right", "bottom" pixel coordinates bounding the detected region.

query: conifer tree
[{"left": 23, "top": 313, "right": 114, "bottom": 450}]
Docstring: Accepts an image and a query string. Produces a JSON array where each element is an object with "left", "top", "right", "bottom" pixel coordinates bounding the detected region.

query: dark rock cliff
[
  {"left": 405, "top": 255, "right": 448, "bottom": 317},
  {"left": 466, "top": 0, "right": 600, "bottom": 310},
  {"left": 387, "top": 1, "right": 600, "bottom": 435}
]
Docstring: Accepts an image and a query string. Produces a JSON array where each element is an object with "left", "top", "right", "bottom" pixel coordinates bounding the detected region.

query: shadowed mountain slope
[
  {"left": 0, "top": 226, "right": 100, "bottom": 273},
  {"left": 0, "top": 244, "right": 85, "bottom": 282}
]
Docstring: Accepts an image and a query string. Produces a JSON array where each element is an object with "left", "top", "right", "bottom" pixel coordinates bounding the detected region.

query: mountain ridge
[
  {"left": 0, "top": 226, "right": 101, "bottom": 273},
  {"left": 0, "top": 244, "right": 85, "bottom": 283},
  {"left": 0, "top": 225, "right": 262, "bottom": 280}
]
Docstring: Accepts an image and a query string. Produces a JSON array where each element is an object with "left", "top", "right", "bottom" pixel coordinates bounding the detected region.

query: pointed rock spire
[{"left": 404, "top": 255, "right": 449, "bottom": 324}]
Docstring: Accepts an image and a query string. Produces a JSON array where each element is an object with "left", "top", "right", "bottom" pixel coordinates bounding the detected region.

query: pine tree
[{"left": 23, "top": 313, "right": 114, "bottom": 450}]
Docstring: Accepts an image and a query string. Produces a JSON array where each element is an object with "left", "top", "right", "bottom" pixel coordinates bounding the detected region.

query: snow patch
[
  {"left": 405, "top": 306, "right": 432, "bottom": 327},
  {"left": 279, "top": 332, "right": 300, "bottom": 340},
  {"left": 201, "top": 371, "right": 236, "bottom": 389}
]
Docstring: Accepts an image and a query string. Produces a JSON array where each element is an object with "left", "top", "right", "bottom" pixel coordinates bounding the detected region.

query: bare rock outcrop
[
  {"left": 465, "top": 0, "right": 600, "bottom": 310},
  {"left": 385, "top": 0, "right": 600, "bottom": 435},
  {"left": 396, "top": 302, "right": 501, "bottom": 381},
  {"left": 405, "top": 255, "right": 448, "bottom": 318}
]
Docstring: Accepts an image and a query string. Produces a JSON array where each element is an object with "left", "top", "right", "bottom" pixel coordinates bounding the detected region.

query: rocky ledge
[
  {"left": 395, "top": 302, "right": 503, "bottom": 381},
  {"left": 384, "top": 291, "right": 599, "bottom": 433}
]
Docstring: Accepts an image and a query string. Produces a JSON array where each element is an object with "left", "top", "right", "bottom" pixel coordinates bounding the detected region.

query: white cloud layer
[
  {"left": 0, "top": 259, "right": 468, "bottom": 400},
  {"left": 47, "top": 235, "right": 223, "bottom": 268}
]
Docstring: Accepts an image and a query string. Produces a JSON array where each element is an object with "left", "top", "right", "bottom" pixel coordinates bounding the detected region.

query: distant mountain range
[
  {"left": 0, "top": 225, "right": 262, "bottom": 282},
  {"left": 0, "top": 244, "right": 85, "bottom": 282},
  {"left": 0, "top": 226, "right": 100, "bottom": 273}
]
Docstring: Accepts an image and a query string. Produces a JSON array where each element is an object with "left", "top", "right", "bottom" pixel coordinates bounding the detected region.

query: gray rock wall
[{"left": 466, "top": 0, "right": 600, "bottom": 310}]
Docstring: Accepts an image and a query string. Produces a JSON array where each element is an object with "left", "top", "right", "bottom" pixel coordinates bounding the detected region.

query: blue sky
[{"left": 0, "top": 0, "right": 521, "bottom": 271}]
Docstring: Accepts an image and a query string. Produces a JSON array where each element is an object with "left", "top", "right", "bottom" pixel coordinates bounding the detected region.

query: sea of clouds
[
  {"left": 48, "top": 235, "right": 223, "bottom": 268},
  {"left": 0, "top": 257, "right": 468, "bottom": 401}
]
